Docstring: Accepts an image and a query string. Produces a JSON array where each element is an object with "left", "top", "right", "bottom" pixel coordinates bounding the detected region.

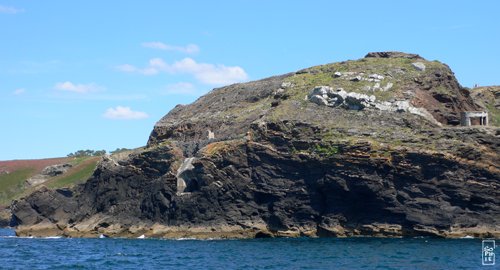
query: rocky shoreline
[
  {"left": 9, "top": 52, "right": 500, "bottom": 239},
  {"left": 15, "top": 223, "right": 499, "bottom": 239}
]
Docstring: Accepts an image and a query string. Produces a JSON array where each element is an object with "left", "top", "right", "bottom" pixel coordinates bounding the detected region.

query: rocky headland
[{"left": 10, "top": 52, "right": 500, "bottom": 238}]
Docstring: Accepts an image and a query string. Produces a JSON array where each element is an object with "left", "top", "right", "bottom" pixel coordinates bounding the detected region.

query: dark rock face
[
  {"left": 10, "top": 53, "right": 500, "bottom": 238},
  {"left": 11, "top": 122, "right": 500, "bottom": 238}
]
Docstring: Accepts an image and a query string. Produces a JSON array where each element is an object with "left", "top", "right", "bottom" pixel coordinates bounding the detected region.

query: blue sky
[{"left": 1, "top": 1, "right": 499, "bottom": 160}]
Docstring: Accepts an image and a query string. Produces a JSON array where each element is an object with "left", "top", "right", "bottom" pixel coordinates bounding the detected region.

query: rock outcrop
[
  {"left": 10, "top": 52, "right": 500, "bottom": 238},
  {"left": 25, "top": 163, "right": 72, "bottom": 186},
  {"left": 365, "top": 51, "right": 423, "bottom": 59},
  {"left": 307, "top": 86, "right": 441, "bottom": 126}
]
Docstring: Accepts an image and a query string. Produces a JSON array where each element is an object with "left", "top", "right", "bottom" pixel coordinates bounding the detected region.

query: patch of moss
[
  {"left": 313, "top": 144, "right": 340, "bottom": 157},
  {"left": 322, "top": 129, "right": 346, "bottom": 141}
]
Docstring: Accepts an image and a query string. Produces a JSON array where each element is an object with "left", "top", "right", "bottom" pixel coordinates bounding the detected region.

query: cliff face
[{"left": 11, "top": 52, "right": 500, "bottom": 238}]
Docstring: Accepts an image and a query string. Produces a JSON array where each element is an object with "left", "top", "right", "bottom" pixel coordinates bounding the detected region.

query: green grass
[
  {"left": 46, "top": 158, "right": 99, "bottom": 189},
  {"left": 313, "top": 144, "right": 340, "bottom": 157},
  {"left": 485, "top": 103, "right": 500, "bottom": 127},
  {"left": 0, "top": 168, "right": 35, "bottom": 205}
]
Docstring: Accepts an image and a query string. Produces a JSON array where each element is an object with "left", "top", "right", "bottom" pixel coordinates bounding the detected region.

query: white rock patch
[{"left": 308, "top": 86, "right": 441, "bottom": 126}]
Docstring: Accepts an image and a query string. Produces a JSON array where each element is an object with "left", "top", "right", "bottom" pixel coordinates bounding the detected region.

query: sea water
[{"left": 0, "top": 228, "right": 494, "bottom": 269}]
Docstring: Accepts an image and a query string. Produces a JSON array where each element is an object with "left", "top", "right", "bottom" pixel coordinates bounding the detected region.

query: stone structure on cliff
[
  {"left": 9, "top": 52, "right": 499, "bottom": 239},
  {"left": 460, "top": 111, "right": 489, "bottom": 126}
]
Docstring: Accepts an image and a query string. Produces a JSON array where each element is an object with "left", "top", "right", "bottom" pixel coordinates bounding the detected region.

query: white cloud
[
  {"left": 103, "top": 106, "right": 149, "bottom": 120},
  {"left": 164, "top": 82, "right": 197, "bottom": 95},
  {"left": 142, "top": 42, "right": 200, "bottom": 54},
  {"left": 172, "top": 58, "right": 248, "bottom": 85},
  {"left": 13, "top": 88, "right": 26, "bottom": 95},
  {"left": 117, "top": 57, "right": 248, "bottom": 85},
  {"left": 0, "top": 5, "right": 24, "bottom": 14},
  {"left": 54, "top": 81, "right": 104, "bottom": 93}
]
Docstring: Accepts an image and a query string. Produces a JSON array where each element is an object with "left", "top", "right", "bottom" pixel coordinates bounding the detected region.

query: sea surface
[{"left": 0, "top": 228, "right": 495, "bottom": 269}]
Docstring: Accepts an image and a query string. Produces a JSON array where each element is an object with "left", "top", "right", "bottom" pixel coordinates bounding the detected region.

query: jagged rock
[
  {"left": 25, "top": 163, "right": 73, "bottom": 186},
  {"left": 309, "top": 94, "right": 329, "bottom": 106},
  {"left": 307, "top": 86, "right": 434, "bottom": 118},
  {"left": 365, "top": 51, "right": 423, "bottom": 59},
  {"left": 382, "top": 82, "right": 394, "bottom": 91},
  {"left": 308, "top": 86, "right": 379, "bottom": 110},
  {"left": 41, "top": 163, "right": 72, "bottom": 177},
  {"left": 350, "top": 76, "right": 362, "bottom": 82},
  {"left": 369, "top": 74, "right": 385, "bottom": 80},
  {"left": 412, "top": 62, "right": 426, "bottom": 71}
]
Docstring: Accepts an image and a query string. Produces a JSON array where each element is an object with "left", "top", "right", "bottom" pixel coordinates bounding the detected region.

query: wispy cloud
[
  {"left": 117, "top": 57, "right": 248, "bottom": 85},
  {"left": 54, "top": 81, "right": 104, "bottom": 94},
  {"left": 103, "top": 106, "right": 149, "bottom": 120},
  {"left": 13, "top": 88, "right": 26, "bottom": 95},
  {"left": 0, "top": 5, "right": 24, "bottom": 14},
  {"left": 142, "top": 42, "right": 200, "bottom": 54},
  {"left": 164, "top": 82, "right": 198, "bottom": 95}
]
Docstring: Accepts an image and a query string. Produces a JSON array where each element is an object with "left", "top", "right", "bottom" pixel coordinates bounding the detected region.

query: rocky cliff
[{"left": 11, "top": 52, "right": 500, "bottom": 238}]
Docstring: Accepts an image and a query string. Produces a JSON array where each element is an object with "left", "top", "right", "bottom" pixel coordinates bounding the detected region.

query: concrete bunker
[{"left": 460, "top": 111, "right": 488, "bottom": 126}]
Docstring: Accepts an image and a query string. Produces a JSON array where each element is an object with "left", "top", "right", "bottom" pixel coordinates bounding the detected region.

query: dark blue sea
[{"left": 0, "top": 228, "right": 495, "bottom": 269}]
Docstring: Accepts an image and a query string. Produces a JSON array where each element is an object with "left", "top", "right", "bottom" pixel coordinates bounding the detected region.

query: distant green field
[
  {"left": 0, "top": 168, "right": 35, "bottom": 205},
  {"left": 46, "top": 158, "right": 99, "bottom": 189},
  {"left": 0, "top": 157, "right": 99, "bottom": 206}
]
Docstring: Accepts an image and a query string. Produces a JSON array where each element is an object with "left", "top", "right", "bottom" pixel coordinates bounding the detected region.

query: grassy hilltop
[{"left": 0, "top": 157, "right": 99, "bottom": 206}]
